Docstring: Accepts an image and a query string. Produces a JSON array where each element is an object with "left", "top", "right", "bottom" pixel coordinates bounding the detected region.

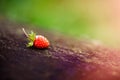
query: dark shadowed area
[{"left": 0, "top": 19, "right": 120, "bottom": 80}]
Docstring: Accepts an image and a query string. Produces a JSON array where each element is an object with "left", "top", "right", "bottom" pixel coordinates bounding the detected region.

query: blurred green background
[{"left": 1, "top": 0, "right": 120, "bottom": 48}]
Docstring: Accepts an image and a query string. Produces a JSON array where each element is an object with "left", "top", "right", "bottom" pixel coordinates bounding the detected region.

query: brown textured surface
[{"left": 0, "top": 19, "right": 120, "bottom": 80}]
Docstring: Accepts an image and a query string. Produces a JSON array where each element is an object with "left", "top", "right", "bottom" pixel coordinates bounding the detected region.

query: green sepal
[
  {"left": 27, "top": 31, "right": 36, "bottom": 47},
  {"left": 27, "top": 31, "right": 36, "bottom": 41},
  {"left": 27, "top": 41, "right": 33, "bottom": 47}
]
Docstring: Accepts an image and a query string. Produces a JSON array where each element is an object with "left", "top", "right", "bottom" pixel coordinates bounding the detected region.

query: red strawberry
[
  {"left": 34, "top": 35, "right": 49, "bottom": 48},
  {"left": 22, "top": 28, "right": 50, "bottom": 49}
]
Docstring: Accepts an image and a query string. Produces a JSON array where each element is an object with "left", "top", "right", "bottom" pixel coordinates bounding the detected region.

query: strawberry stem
[{"left": 22, "top": 28, "right": 29, "bottom": 37}]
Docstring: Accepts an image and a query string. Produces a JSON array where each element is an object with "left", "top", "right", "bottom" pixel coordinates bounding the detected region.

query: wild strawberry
[
  {"left": 33, "top": 35, "right": 49, "bottom": 48},
  {"left": 22, "top": 28, "right": 50, "bottom": 49}
]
